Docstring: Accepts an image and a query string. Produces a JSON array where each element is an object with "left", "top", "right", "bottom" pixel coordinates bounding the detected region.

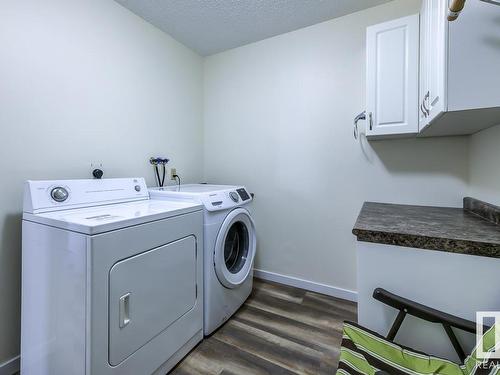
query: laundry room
[{"left": 1, "top": 0, "right": 500, "bottom": 374}]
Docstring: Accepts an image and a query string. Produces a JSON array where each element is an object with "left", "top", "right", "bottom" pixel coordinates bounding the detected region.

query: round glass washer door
[{"left": 214, "top": 208, "right": 256, "bottom": 289}]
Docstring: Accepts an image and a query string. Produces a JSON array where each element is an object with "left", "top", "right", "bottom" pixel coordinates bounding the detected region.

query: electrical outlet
[{"left": 170, "top": 168, "right": 177, "bottom": 180}]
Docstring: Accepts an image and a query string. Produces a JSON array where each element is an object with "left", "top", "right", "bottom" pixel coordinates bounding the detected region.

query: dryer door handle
[{"left": 119, "top": 293, "right": 131, "bottom": 328}]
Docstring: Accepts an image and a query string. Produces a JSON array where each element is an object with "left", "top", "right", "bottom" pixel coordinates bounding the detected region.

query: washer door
[{"left": 214, "top": 208, "right": 256, "bottom": 289}]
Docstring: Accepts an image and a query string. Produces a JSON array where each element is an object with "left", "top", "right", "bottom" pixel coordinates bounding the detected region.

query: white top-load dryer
[
  {"left": 149, "top": 184, "right": 256, "bottom": 335},
  {"left": 21, "top": 178, "right": 204, "bottom": 375}
]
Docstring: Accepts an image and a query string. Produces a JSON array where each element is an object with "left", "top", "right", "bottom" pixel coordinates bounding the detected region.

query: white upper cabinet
[
  {"left": 419, "top": 0, "right": 447, "bottom": 130},
  {"left": 361, "top": 0, "right": 500, "bottom": 140},
  {"left": 366, "top": 15, "right": 419, "bottom": 138},
  {"left": 419, "top": 0, "right": 500, "bottom": 136}
]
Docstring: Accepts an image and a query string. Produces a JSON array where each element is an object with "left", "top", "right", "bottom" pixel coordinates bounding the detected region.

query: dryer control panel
[{"left": 24, "top": 178, "right": 149, "bottom": 214}]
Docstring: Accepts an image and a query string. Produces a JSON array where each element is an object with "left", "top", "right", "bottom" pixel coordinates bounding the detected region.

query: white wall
[
  {"left": 0, "top": 0, "right": 203, "bottom": 364},
  {"left": 4, "top": 0, "right": 496, "bottom": 368},
  {"left": 469, "top": 124, "right": 500, "bottom": 206},
  {"left": 204, "top": 0, "right": 470, "bottom": 296}
]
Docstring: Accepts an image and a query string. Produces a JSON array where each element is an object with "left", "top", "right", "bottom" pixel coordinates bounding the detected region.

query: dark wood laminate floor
[{"left": 170, "top": 278, "right": 357, "bottom": 375}]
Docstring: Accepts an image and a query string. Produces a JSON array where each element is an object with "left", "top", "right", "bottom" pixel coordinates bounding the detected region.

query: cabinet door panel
[
  {"left": 426, "top": 0, "right": 447, "bottom": 123},
  {"left": 419, "top": 0, "right": 430, "bottom": 131},
  {"left": 366, "top": 15, "right": 419, "bottom": 137},
  {"left": 448, "top": 0, "right": 500, "bottom": 111}
]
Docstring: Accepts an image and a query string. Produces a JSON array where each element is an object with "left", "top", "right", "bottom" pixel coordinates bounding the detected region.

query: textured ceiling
[{"left": 115, "top": 0, "right": 393, "bottom": 56}]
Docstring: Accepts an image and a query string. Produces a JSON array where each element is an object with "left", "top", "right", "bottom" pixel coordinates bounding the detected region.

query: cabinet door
[
  {"left": 425, "top": 0, "right": 447, "bottom": 124},
  {"left": 419, "top": 0, "right": 430, "bottom": 131},
  {"left": 366, "top": 15, "right": 419, "bottom": 137},
  {"left": 447, "top": 0, "right": 500, "bottom": 111}
]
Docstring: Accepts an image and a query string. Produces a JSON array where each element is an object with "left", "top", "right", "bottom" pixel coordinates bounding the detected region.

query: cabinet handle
[
  {"left": 420, "top": 103, "right": 427, "bottom": 117},
  {"left": 422, "top": 102, "right": 430, "bottom": 116},
  {"left": 119, "top": 293, "right": 131, "bottom": 328},
  {"left": 422, "top": 91, "right": 430, "bottom": 116},
  {"left": 369, "top": 112, "right": 373, "bottom": 131}
]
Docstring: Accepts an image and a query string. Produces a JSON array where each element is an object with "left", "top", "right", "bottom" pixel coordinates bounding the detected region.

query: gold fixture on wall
[
  {"left": 449, "top": 0, "right": 500, "bottom": 22},
  {"left": 448, "top": 0, "right": 466, "bottom": 21}
]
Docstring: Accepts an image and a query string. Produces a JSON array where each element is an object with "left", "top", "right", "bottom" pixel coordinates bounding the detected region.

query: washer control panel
[
  {"left": 236, "top": 188, "right": 251, "bottom": 201},
  {"left": 202, "top": 187, "right": 252, "bottom": 212},
  {"left": 148, "top": 185, "right": 253, "bottom": 212}
]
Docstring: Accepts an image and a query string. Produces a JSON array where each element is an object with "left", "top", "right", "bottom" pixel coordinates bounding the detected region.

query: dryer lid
[
  {"left": 23, "top": 199, "right": 202, "bottom": 235},
  {"left": 22, "top": 178, "right": 202, "bottom": 234}
]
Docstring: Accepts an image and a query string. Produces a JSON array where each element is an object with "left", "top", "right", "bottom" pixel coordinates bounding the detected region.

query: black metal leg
[
  {"left": 387, "top": 310, "right": 407, "bottom": 341},
  {"left": 443, "top": 323, "right": 466, "bottom": 362}
]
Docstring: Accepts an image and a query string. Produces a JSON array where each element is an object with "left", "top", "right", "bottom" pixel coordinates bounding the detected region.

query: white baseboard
[
  {"left": 253, "top": 269, "right": 357, "bottom": 302},
  {"left": 0, "top": 355, "right": 19, "bottom": 375}
]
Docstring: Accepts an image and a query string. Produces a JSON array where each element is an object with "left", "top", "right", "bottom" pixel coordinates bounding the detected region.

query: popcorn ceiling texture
[{"left": 115, "top": 0, "right": 392, "bottom": 56}]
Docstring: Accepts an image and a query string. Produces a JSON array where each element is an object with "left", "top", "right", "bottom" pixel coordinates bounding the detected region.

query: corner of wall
[{"left": 467, "top": 123, "right": 500, "bottom": 205}]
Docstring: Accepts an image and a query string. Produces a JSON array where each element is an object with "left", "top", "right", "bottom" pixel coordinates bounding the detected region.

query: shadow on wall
[
  {"left": 1, "top": 213, "right": 22, "bottom": 355},
  {"left": 358, "top": 134, "right": 469, "bottom": 181},
  {"left": 483, "top": 15, "right": 500, "bottom": 48}
]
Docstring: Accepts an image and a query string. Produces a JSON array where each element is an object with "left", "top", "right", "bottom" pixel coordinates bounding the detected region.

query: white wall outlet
[{"left": 170, "top": 168, "right": 177, "bottom": 180}]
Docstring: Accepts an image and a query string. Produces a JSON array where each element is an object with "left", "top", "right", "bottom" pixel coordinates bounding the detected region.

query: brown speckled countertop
[{"left": 352, "top": 198, "right": 500, "bottom": 259}]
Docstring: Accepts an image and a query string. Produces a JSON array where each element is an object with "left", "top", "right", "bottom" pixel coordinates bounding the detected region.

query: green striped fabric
[{"left": 336, "top": 321, "right": 500, "bottom": 375}]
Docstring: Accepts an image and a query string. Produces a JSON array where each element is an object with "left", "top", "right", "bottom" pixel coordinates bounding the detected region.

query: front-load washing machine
[
  {"left": 22, "top": 178, "right": 204, "bottom": 375},
  {"left": 149, "top": 184, "right": 256, "bottom": 335}
]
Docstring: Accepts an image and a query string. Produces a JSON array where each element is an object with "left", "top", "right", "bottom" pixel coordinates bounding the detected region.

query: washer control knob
[
  {"left": 51, "top": 187, "right": 69, "bottom": 202},
  {"left": 134, "top": 185, "right": 141, "bottom": 192},
  {"left": 229, "top": 191, "right": 239, "bottom": 203}
]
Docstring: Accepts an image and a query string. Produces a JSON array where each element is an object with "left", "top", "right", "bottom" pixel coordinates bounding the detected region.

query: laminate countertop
[{"left": 352, "top": 198, "right": 500, "bottom": 259}]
